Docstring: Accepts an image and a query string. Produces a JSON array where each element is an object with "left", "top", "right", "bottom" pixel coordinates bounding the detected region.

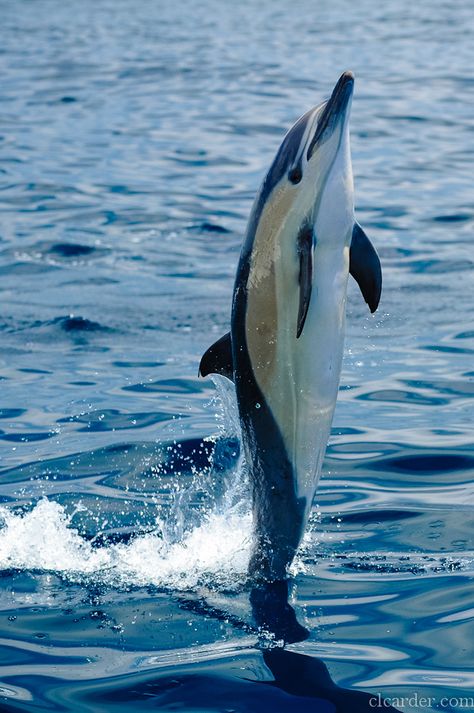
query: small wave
[
  {"left": 48, "top": 242, "right": 96, "bottom": 258},
  {"left": 123, "top": 377, "right": 206, "bottom": 394},
  {"left": 433, "top": 213, "right": 472, "bottom": 223},
  {"left": 4, "top": 239, "right": 107, "bottom": 266},
  {"left": 189, "top": 222, "right": 231, "bottom": 235},
  {"left": 368, "top": 452, "right": 474, "bottom": 475},
  {"left": 57, "top": 408, "right": 176, "bottom": 432},
  {"left": 54, "top": 315, "right": 108, "bottom": 333}
]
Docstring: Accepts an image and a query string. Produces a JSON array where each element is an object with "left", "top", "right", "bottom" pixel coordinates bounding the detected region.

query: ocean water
[{"left": 0, "top": 0, "right": 473, "bottom": 711}]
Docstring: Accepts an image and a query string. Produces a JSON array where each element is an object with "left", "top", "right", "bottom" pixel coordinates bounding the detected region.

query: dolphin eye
[{"left": 288, "top": 166, "right": 302, "bottom": 184}]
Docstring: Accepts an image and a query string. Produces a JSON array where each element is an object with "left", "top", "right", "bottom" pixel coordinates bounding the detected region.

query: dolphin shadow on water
[
  {"left": 248, "top": 580, "right": 401, "bottom": 712},
  {"left": 79, "top": 582, "right": 401, "bottom": 712}
]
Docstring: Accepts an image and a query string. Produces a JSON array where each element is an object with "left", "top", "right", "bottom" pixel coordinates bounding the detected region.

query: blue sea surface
[{"left": 0, "top": 0, "right": 473, "bottom": 711}]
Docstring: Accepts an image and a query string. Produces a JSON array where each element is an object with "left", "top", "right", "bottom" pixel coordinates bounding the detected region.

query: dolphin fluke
[{"left": 250, "top": 580, "right": 309, "bottom": 644}]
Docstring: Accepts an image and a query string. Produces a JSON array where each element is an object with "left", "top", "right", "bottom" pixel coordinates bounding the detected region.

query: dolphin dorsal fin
[
  {"left": 199, "top": 332, "right": 234, "bottom": 381},
  {"left": 349, "top": 223, "right": 382, "bottom": 313}
]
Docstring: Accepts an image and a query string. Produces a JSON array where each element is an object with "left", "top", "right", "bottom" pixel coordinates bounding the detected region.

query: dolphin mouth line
[{"left": 306, "top": 71, "right": 354, "bottom": 160}]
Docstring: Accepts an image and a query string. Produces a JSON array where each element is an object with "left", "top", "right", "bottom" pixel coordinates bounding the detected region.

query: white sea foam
[
  {"left": 0, "top": 377, "right": 255, "bottom": 591},
  {"left": 0, "top": 498, "right": 252, "bottom": 591}
]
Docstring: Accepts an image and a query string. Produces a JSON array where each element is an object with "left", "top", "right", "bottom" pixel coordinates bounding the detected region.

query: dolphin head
[
  {"left": 305, "top": 70, "right": 354, "bottom": 163},
  {"left": 256, "top": 71, "right": 355, "bottom": 246}
]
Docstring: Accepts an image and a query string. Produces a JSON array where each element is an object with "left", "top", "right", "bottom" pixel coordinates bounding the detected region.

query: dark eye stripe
[
  {"left": 262, "top": 110, "right": 313, "bottom": 196},
  {"left": 241, "top": 105, "right": 321, "bottom": 264}
]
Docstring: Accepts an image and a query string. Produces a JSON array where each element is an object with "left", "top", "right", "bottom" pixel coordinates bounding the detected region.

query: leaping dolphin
[{"left": 200, "top": 72, "right": 382, "bottom": 582}]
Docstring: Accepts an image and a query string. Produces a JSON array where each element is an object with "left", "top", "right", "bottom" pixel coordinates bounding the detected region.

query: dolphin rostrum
[{"left": 200, "top": 72, "right": 382, "bottom": 582}]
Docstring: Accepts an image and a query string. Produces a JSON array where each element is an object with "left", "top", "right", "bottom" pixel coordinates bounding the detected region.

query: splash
[
  {"left": 0, "top": 377, "right": 253, "bottom": 591},
  {"left": 0, "top": 499, "right": 252, "bottom": 591}
]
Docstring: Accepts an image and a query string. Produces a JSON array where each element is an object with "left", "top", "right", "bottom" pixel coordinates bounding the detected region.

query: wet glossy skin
[{"left": 232, "top": 74, "right": 355, "bottom": 581}]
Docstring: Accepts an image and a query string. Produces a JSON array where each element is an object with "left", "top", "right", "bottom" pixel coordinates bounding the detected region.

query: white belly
[
  {"left": 265, "top": 242, "right": 349, "bottom": 507},
  {"left": 244, "top": 128, "right": 353, "bottom": 512}
]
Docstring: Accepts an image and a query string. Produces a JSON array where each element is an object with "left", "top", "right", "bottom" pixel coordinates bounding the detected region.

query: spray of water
[{"left": 0, "top": 377, "right": 253, "bottom": 591}]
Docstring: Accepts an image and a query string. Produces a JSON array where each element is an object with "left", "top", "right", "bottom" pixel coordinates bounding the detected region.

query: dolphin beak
[{"left": 307, "top": 71, "right": 354, "bottom": 159}]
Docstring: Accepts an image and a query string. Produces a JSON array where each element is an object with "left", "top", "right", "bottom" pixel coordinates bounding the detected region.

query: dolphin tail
[
  {"left": 349, "top": 223, "right": 382, "bottom": 313},
  {"left": 198, "top": 332, "right": 234, "bottom": 381}
]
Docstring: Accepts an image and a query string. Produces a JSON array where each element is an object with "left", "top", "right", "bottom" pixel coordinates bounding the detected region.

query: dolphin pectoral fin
[
  {"left": 199, "top": 332, "right": 234, "bottom": 381},
  {"left": 296, "top": 225, "right": 313, "bottom": 338},
  {"left": 349, "top": 223, "right": 382, "bottom": 313}
]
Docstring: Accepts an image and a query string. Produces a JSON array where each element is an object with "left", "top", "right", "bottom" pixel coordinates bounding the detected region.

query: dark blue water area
[{"left": 0, "top": 0, "right": 473, "bottom": 711}]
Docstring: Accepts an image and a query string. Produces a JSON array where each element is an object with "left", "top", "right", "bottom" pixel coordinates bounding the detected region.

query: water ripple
[{"left": 0, "top": 0, "right": 473, "bottom": 708}]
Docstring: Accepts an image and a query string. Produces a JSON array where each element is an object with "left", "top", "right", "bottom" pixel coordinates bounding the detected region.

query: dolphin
[{"left": 199, "top": 71, "right": 382, "bottom": 582}]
